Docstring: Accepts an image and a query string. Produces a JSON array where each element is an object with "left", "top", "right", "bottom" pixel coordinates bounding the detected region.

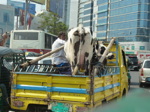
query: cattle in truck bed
[{"left": 64, "top": 25, "right": 114, "bottom": 75}]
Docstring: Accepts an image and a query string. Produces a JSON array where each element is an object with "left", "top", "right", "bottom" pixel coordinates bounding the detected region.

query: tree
[{"left": 38, "top": 11, "right": 68, "bottom": 35}]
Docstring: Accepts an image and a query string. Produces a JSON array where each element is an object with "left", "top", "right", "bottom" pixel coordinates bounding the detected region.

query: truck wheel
[{"left": 122, "top": 89, "right": 126, "bottom": 97}]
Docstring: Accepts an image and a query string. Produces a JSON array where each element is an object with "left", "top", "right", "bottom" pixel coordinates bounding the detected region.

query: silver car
[{"left": 139, "top": 59, "right": 150, "bottom": 87}]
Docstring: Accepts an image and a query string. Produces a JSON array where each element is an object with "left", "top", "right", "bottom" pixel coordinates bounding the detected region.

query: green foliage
[{"left": 38, "top": 12, "right": 68, "bottom": 35}]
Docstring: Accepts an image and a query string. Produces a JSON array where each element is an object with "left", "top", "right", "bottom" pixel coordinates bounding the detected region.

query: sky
[{"left": 0, "top": 0, "right": 45, "bottom": 13}]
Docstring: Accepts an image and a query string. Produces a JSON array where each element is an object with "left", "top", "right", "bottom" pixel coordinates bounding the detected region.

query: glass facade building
[
  {"left": 49, "top": 0, "right": 70, "bottom": 25},
  {"left": 78, "top": 0, "right": 150, "bottom": 51}
]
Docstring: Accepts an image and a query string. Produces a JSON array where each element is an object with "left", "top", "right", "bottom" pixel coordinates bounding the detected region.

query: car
[
  {"left": 127, "top": 55, "right": 139, "bottom": 71},
  {"left": 25, "top": 51, "right": 42, "bottom": 57},
  {"left": 139, "top": 59, "right": 150, "bottom": 87}
]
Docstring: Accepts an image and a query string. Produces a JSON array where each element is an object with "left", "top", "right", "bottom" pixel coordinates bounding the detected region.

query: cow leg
[{"left": 85, "top": 60, "right": 90, "bottom": 75}]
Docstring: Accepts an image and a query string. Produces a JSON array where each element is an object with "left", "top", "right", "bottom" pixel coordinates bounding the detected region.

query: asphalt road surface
[{"left": 94, "top": 71, "right": 150, "bottom": 112}]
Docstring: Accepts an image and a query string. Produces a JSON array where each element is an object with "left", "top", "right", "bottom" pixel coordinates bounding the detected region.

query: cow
[
  {"left": 64, "top": 25, "right": 94, "bottom": 75},
  {"left": 92, "top": 41, "right": 114, "bottom": 76},
  {"left": 92, "top": 41, "right": 114, "bottom": 66},
  {"left": 64, "top": 25, "right": 114, "bottom": 75}
]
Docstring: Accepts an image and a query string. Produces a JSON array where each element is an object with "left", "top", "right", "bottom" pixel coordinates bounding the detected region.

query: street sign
[{"left": 8, "top": 1, "right": 36, "bottom": 16}]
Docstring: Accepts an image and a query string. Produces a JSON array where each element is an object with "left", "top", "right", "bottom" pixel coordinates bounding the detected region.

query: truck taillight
[
  {"left": 141, "top": 68, "right": 144, "bottom": 76},
  {"left": 13, "top": 100, "right": 24, "bottom": 107}
]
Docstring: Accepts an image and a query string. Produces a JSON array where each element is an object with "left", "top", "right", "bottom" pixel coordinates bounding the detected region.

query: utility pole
[
  {"left": 24, "top": 0, "right": 30, "bottom": 29},
  {"left": 46, "top": 0, "right": 50, "bottom": 11},
  {"left": 106, "top": 0, "right": 110, "bottom": 41}
]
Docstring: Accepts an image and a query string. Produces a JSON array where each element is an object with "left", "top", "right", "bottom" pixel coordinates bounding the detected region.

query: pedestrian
[{"left": 51, "top": 31, "right": 71, "bottom": 74}]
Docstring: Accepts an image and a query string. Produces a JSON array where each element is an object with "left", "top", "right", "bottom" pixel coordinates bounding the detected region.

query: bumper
[
  {"left": 139, "top": 77, "right": 150, "bottom": 84},
  {"left": 130, "top": 66, "right": 139, "bottom": 71}
]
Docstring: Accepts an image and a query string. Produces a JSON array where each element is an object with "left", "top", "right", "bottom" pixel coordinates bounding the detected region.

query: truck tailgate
[{"left": 12, "top": 72, "right": 91, "bottom": 103}]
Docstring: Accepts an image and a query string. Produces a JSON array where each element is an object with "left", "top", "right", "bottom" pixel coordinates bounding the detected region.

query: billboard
[
  {"left": 23, "top": 3, "right": 36, "bottom": 15},
  {"left": 30, "top": 0, "right": 45, "bottom": 5},
  {"left": 8, "top": 1, "right": 36, "bottom": 16}
]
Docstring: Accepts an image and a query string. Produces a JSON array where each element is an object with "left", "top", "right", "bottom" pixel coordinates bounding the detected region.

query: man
[{"left": 52, "top": 32, "right": 70, "bottom": 74}]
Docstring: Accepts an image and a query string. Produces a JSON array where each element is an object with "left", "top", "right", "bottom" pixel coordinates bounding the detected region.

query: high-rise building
[
  {"left": 78, "top": 0, "right": 150, "bottom": 52},
  {"left": 69, "top": 0, "right": 79, "bottom": 28},
  {"left": 49, "top": 0, "right": 70, "bottom": 26}
]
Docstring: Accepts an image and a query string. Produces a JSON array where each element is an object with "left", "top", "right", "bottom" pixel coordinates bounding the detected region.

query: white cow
[{"left": 64, "top": 25, "right": 94, "bottom": 75}]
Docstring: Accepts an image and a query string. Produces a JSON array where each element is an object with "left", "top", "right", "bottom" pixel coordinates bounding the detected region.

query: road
[
  {"left": 94, "top": 71, "right": 150, "bottom": 112},
  {"left": 130, "top": 71, "right": 139, "bottom": 90},
  {"left": 130, "top": 71, "right": 150, "bottom": 89}
]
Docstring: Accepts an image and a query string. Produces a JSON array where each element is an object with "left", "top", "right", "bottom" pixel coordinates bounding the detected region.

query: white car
[
  {"left": 139, "top": 59, "right": 150, "bottom": 87},
  {"left": 26, "top": 57, "right": 52, "bottom": 64}
]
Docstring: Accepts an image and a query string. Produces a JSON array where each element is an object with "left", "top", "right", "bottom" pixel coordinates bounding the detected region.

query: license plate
[{"left": 52, "top": 102, "right": 70, "bottom": 112}]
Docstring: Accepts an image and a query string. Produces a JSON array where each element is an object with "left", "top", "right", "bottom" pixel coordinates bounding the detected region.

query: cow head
[
  {"left": 92, "top": 41, "right": 114, "bottom": 65},
  {"left": 95, "top": 41, "right": 107, "bottom": 57}
]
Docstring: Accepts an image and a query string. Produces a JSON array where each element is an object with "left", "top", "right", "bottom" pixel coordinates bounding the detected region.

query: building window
[
  {"left": 97, "top": 32, "right": 106, "bottom": 37},
  {"left": 3, "top": 13, "right": 9, "bottom": 23},
  {"left": 131, "top": 46, "right": 135, "bottom": 50},
  {"left": 97, "top": 0, "right": 108, "bottom": 5},
  {"left": 83, "top": 21, "right": 91, "bottom": 26},
  {"left": 97, "top": 25, "right": 107, "bottom": 31},
  {"left": 84, "top": 3, "right": 92, "bottom": 9},
  {"left": 98, "top": 4, "right": 108, "bottom": 11},
  {"left": 139, "top": 46, "right": 145, "bottom": 50},
  {"left": 83, "top": 15, "right": 92, "bottom": 21},
  {"left": 84, "top": 9, "right": 93, "bottom": 15},
  {"left": 97, "top": 18, "right": 107, "bottom": 24},
  {"left": 98, "top": 11, "right": 108, "bottom": 18},
  {"left": 80, "top": 0, "right": 89, "bottom": 3}
]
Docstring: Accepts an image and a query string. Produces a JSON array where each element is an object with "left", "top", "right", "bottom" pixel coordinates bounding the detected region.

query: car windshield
[
  {"left": 129, "top": 57, "right": 138, "bottom": 62},
  {"left": 144, "top": 61, "right": 150, "bottom": 68}
]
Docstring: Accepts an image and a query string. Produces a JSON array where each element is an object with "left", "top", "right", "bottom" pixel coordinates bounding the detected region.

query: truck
[{"left": 10, "top": 40, "right": 129, "bottom": 112}]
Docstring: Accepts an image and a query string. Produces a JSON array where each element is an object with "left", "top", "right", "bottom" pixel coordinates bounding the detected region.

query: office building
[
  {"left": 78, "top": 0, "right": 150, "bottom": 52},
  {"left": 69, "top": 0, "right": 79, "bottom": 28},
  {"left": 50, "top": 0, "right": 70, "bottom": 26}
]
